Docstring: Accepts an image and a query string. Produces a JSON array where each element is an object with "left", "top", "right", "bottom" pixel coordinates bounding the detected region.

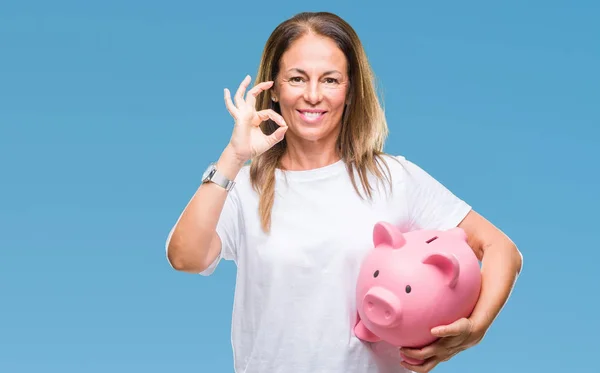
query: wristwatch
[{"left": 202, "top": 163, "right": 236, "bottom": 192}]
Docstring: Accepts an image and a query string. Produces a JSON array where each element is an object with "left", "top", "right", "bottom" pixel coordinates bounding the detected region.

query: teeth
[{"left": 303, "top": 112, "right": 323, "bottom": 118}]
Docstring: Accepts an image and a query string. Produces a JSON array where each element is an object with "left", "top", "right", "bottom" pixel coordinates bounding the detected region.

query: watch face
[{"left": 202, "top": 165, "right": 215, "bottom": 182}]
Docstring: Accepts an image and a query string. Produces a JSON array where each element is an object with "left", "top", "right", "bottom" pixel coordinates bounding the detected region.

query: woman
[{"left": 165, "top": 11, "right": 523, "bottom": 373}]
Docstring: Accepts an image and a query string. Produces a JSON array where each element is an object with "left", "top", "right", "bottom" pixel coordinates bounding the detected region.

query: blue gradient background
[{"left": 1, "top": 1, "right": 598, "bottom": 372}]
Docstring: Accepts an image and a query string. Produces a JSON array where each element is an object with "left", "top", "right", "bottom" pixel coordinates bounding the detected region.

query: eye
[
  {"left": 405, "top": 285, "right": 411, "bottom": 293},
  {"left": 373, "top": 270, "right": 379, "bottom": 278},
  {"left": 324, "top": 77, "right": 338, "bottom": 84}
]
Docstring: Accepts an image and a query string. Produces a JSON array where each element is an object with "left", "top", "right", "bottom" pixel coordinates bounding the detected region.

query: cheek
[
  {"left": 277, "top": 85, "right": 303, "bottom": 105},
  {"left": 324, "top": 88, "right": 348, "bottom": 108}
]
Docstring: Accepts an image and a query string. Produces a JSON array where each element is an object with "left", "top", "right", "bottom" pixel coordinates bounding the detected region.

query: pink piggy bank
[{"left": 354, "top": 222, "right": 482, "bottom": 365}]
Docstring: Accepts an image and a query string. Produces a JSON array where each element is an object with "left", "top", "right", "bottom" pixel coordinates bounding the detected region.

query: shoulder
[
  {"left": 375, "top": 153, "right": 445, "bottom": 188},
  {"left": 376, "top": 153, "right": 408, "bottom": 167},
  {"left": 375, "top": 153, "right": 415, "bottom": 177}
]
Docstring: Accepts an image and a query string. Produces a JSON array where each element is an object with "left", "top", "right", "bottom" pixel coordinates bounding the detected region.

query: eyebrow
[{"left": 286, "top": 68, "right": 342, "bottom": 76}]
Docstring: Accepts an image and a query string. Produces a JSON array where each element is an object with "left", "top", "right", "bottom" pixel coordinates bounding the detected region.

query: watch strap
[{"left": 204, "top": 165, "right": 236, "bottom": 191}]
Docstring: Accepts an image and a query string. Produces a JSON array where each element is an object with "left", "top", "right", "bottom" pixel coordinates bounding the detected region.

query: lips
[{"left": 297, "top": 109, "right": 327, "bottom": 123}]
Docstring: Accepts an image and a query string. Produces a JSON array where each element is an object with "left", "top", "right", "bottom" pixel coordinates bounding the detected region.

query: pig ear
[
  {"left": 447, "top": 227, "right": 468, "bottom": 242},
  {"left": 422, "top": 252, "right": 460, "bottom": 288},
  {"left": 373, "top": 222, "right": 406, "bottom": 249}
]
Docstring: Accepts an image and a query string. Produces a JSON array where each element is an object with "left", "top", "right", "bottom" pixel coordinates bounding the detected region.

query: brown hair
[{"left": 250, "top": 11, "right": 394, "bottom": 233}]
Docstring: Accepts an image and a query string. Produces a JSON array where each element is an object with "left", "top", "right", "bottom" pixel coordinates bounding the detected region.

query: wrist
[
  {"left": 215, "top": 145, "right": 246, "bottom": 180},
  {"left": 469, "top": 313, "right": 492, "bottom": 337}
]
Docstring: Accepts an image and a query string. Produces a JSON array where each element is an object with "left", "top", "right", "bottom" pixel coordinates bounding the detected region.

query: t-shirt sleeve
[
  {"left": 164, "top": 182, "right": 243, "bottom": 276},
  {"left": 397, "top": 156, "right": 472, "bottom": 231}
]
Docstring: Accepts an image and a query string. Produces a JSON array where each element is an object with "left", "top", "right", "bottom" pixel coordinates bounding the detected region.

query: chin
[{"left": 288, "top": 124, "right": 337, "bottom": 143}]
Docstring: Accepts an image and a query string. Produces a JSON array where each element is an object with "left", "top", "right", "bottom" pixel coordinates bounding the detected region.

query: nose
[
  {"left": 363, "top": 287, "right": 402, "bottom": 328},
  {"left": 303, "top": 81, "right": 322, "bottom": 104}
]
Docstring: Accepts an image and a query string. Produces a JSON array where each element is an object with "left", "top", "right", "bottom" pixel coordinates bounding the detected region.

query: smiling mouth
[{"left": 297, "top": 110, "right": 327, "bottom": 122}]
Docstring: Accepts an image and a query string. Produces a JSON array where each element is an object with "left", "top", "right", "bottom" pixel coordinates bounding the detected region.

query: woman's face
[{"left": 274, "top": 33, "right": 350, "bottom": 146}]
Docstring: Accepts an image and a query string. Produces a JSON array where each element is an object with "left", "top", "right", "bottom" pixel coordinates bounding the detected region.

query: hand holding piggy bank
[{"left": 354, "top": 222, "right": 482, "bottom": 365}]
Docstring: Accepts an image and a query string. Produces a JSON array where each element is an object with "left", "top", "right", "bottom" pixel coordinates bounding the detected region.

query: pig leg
[{"left": 354, "top": 316, "right": 381, "bottom": 343}]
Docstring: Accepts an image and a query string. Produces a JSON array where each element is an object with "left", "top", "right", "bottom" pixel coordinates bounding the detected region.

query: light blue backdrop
[{"left": 1, "top": 1, "right": 598, "bottom": 372}]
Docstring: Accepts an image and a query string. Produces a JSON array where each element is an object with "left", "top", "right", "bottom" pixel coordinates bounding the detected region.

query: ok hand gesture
[{"left": 224, "top": 75, "right": 288, "bottom": 164}]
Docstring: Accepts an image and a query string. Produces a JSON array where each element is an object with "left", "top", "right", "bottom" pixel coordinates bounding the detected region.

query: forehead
[{"left": 279, "top": 33, "right": 348, "bottom": 73}]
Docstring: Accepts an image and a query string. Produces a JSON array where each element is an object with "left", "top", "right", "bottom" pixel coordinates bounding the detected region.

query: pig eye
[
  {"left": 373, "top": 270, "right": 379, "bottom": 278},
  {"left": 405, "top": 285, "right": 412, "bottom": 293}
]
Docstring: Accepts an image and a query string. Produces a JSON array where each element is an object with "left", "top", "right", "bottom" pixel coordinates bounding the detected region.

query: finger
[
  {"left": 266, "top": 125, "right": 288, "bottom": 146},
  {"left": 256, "top": 109, "right": 287, "bottom": 128},
  {"left": 234, "top": 75, "right": 251, "bottom": 108},
  {"left": 400, "top": 357, "right": 439, "bottom": 373},
  {"left": 400, "top": 342, "right": 441, "bottom": 362},
  {"left": 224, "top": 88, "right": 238, "bottom": 119},
  {"left": 246, "top": 81, "right": 274, "bottom": 107}
]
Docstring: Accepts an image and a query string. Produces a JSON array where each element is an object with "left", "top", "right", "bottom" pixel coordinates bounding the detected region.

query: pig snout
[{"left": 362, "top": 287, "right": 402, "bottom": 327}]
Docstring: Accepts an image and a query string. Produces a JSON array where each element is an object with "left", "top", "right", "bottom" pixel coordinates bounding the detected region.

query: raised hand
[{"left": 224, "top": 75, "right": 288, "bottom": 164}]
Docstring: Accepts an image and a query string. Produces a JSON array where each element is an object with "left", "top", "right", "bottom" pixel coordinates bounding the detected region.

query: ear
[
  {"left": 447, "top": 227, "right": 468, "bottom": 242},
  {"left": 422, "top": 252, "right": 460, "bottom": 288},
  {"left": 373, "top": 222, "right": 406, "bottom": 249}
]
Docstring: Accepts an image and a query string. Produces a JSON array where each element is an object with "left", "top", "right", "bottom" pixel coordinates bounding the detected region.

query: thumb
[{"left": 431, "top": 319, "right": 467, "bottom": 337}]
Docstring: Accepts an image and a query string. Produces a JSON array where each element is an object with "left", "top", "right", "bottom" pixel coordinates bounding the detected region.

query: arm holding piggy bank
[{"left": 355, "top": 212, "right": 522, "bottom": 372}]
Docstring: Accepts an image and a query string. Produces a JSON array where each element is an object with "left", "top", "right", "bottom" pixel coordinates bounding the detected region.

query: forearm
[
  {"left": 167, "top": 145, "right": 245, "bottom": 269},
  {"left": 469, "top": 238, "right": 523, "bottom": 334}
]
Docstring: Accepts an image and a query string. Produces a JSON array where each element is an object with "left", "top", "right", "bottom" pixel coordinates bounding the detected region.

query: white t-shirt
[{"left": 166, "top": 154, "right": 472, "bottom": 373}]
